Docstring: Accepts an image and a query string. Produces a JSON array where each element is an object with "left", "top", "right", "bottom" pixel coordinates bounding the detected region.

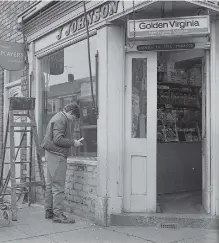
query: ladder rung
[
  {"left": 6, "top": 146, "right": 31, "bottom": 149},
  {"left": 14, "top": 130, "right": 32, "bottom": 132},
  {"left": 15, "top": 146, "right": 31, "bottom": 148},
  {"left": 15, "top": 182, "right": 43, "bottom": 188},
  {"left": 13, "top": 114, "right": 29, "bottom": 116},
  {"left": 11, "top": 122, "right": 36, "bottom": 127},
  {"left": 3, "top": 161, "right": 31, "bottom": 164},
  {"left": 0, "top": 192, "right": 27, "bottom": 196},
  {"left": 1, "top": 177, "right": 30, "bottom": 180}
]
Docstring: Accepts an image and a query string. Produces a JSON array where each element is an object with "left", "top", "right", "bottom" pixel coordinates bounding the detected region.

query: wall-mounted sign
[
  {"left": 128, "top": 16, "right": 210, "bottom": 39},
  {"left": 0, "top": 40, "right": 24, "bottom": 71},
  {"left": 137, "top": 43, "right": 195, "bottom": 51},
  {"left": 57, "top": 1, "right": 119, "bottom": 40}
]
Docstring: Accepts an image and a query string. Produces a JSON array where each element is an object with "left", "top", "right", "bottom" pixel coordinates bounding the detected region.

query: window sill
[
  {"left": 67, "top": 157, "right": 97, "bottom": 166},
  {"left": 41, "top": 156, "right": 97, "bottom": 166}
]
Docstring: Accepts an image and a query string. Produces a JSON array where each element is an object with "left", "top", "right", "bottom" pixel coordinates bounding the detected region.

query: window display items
[{"left": 157, "top": 54, "right": 202, "bottom": 143}]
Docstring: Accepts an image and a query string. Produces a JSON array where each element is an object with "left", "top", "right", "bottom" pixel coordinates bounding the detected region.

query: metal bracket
[{"left": 204, "top": 42, "right": 211, "bottom": 50}]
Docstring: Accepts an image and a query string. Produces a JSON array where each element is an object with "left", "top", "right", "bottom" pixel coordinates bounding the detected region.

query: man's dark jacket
[{"left": 41, "top": 111, "right": 73, "bottom": 158}]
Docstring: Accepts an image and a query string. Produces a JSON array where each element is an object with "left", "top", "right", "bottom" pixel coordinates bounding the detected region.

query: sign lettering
[
  {"left": 0, "top": 40, "right": 25, "bottom": 71},
  {"left": 128, "top": 16, "right": 210, "bottom": 39},
  {"left": 57, "top": 1, "right": 119, "bottom": 40},
  {"left": 137, "top": 43, "right": 195, "bottom": 51}
]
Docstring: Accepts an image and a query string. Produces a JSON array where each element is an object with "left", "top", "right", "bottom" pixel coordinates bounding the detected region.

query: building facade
[
  {"left": 0, "top": 1, "right": 33, "bottom": 164},
  {"left": 3, "top": 0, "right": 219, "bottom": 226}
]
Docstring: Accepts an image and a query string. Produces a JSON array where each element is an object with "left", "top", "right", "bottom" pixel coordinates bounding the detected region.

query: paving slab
[
  {"left": 46, "top": 226, "right": 148, "bottom": 243},
  {"left": 109, "top": 226, "right": 219, "bottom": 243},
  {"left": 1, "top": 236, "right": 57, "bottom": 243},
  {"left": 12, "top": 204, "right": 87, "bottom": 226},
  {"left": 0, "top": 226, "right": 28, "bottom": 242},
  {"left": 192, "top": 231, "right": 219, "bottom": 243},
  {"left": 11, "top": 205, "right": 93, "bottom": 237},
  {"left": 14, "top": 219, "right": 92, "bottom": 238},
  {"left": 1, "top": 204, "right": 219, "bottom": 243}
]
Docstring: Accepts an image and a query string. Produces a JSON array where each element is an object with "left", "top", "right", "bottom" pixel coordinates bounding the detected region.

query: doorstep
[{"left": 110, "top": 213, "right": 219, "bottom": 230}]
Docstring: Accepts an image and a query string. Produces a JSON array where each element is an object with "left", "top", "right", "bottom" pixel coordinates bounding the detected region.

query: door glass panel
[{"left": 132, "top": 58, "right": 147, "bottom": 138}]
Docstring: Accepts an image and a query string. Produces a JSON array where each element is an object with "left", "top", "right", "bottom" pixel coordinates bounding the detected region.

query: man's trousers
[{"left": 44, "top": 150, "right": 67, "bottom": 216}]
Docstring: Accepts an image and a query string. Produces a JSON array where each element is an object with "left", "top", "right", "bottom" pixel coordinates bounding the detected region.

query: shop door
[
  {"left": 124, "top": 52, "right": 157, "bottom": 212},
  {"left": 202, "top": 50, "right": 211, "bottom": 214}
]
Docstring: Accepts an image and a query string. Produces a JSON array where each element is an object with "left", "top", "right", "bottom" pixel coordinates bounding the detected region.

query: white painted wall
[
  {"left": 96, "top": 25, "right": 125, "bottom": 224},
  {"left": 210, "top": 19, "right": 219, "bottom": 215}
]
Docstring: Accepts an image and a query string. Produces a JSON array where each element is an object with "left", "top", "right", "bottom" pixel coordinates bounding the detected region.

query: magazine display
[{"left": 157, "top": 59, "right": 202, "bottom": 143}]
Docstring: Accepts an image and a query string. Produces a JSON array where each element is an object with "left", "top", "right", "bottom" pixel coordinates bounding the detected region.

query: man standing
[{"left": 42, "top": 103, "right": 82, "bottom": 224}]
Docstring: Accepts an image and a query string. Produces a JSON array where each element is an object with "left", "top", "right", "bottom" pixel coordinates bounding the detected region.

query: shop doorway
[
  {"left": 123, "top": 48, "right": 211, "bottom": 215},
  {"left": 156, "top": 49, "right": 211, "bottom": 214}
]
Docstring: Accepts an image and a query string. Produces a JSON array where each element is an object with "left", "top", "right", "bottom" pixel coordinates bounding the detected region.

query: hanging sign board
[
  {"left": 128, "top": 16, "right": 210, "bottom": 39},
  {"left": 49, "top": 49, "right": 64, "bottom": 75},
  {"left": 137, "top": 43, "right": 195, "bottom": 51},
  {"left": 0, "top": 40, "right": 24, "bottom": 71},
  {"left": 42, "top": 49, "right": 64, "bottom": 75}
]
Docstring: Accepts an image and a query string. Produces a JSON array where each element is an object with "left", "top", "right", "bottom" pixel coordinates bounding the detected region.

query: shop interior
[{"left": 156, "top": 49, "right": 205, "bottom": 214}]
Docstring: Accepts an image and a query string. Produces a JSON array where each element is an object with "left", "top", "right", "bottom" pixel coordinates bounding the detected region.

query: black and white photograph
[{"left": 0, "top": 1, "right": 219, "bottom": 243}]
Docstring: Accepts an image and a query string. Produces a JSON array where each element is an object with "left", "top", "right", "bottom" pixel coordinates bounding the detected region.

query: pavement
[{"left": 0, "top": 204, "right": 219, "bottom": 243}]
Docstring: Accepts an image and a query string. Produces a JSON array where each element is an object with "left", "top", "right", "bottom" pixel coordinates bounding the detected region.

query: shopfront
[
  {"left": 13, "top": 1, "right": 219, "bottom": 225},
  {"left": 124, "top": 15, "right": 211, "bottom": 215}
]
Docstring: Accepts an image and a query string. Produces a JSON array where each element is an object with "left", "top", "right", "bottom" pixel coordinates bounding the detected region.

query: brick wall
[
  {"left": 0, "top": 1, "right": 34, "bottom": 171},
  {"left": 64, "top": 163, "right": 98, "bottom": 219},
  {"left": 35, "top": 161, "right": 99, "bottom": 221},
  {"left": 0, "top": 1, "right": 33, "bottom": 41}
]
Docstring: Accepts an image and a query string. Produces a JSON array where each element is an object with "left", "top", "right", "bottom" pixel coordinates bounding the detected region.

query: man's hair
[{"left": 63, "top": 103, "right": 80, "bottom": 119}]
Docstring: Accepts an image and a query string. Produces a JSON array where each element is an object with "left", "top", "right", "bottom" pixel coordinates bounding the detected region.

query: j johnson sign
[
  {"left": 128, "top": 16, "right": 210, "bottom": 39},
  {"left": 57, "top": 1, "right": 119, "bottom": 40}
]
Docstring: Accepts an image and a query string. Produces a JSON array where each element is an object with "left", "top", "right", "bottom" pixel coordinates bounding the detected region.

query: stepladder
[{"left": 0, "top": 97, "right": 46, "bottom": 221}]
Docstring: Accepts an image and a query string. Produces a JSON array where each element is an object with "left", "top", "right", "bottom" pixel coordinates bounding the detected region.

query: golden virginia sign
[
  {"left": 128, "top": 16, "right": 210, "bottom": 39},
  {"left": 57, "top": 1, "right": 119, "bottom": 40}
]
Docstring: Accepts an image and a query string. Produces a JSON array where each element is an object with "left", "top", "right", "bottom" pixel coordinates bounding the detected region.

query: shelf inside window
[{"left": 158, "top": 82, "right": 201, "bottom": 89}]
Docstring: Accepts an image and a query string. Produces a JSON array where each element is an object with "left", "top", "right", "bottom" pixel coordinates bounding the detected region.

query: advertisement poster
[
  {"left": 0, "top": 40, "right": 24, "bottom": 71},
  {"left": 49, "top": 49, "right": 64, "bottom": 75}
]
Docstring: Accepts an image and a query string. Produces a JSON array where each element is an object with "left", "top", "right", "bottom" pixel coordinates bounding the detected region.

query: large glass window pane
[
  {"left": 132, "top": 58, "right": 147, "bottom": 138},
  {"left": 40, "top": 37, "right": 97, "bottom": 157}
]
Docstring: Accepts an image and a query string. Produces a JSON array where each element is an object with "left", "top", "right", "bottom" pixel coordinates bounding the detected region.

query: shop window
[{"left": 40, "top": 37, "right": 97, "bottom": 158}]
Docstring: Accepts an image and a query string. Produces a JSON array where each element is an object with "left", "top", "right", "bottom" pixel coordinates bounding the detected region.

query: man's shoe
[
  {"left": 53, "top": 213, "right": 75, "bottom": 224},
  {"left": 45, "top": 210, "right": 53, "bottom": 219}
]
